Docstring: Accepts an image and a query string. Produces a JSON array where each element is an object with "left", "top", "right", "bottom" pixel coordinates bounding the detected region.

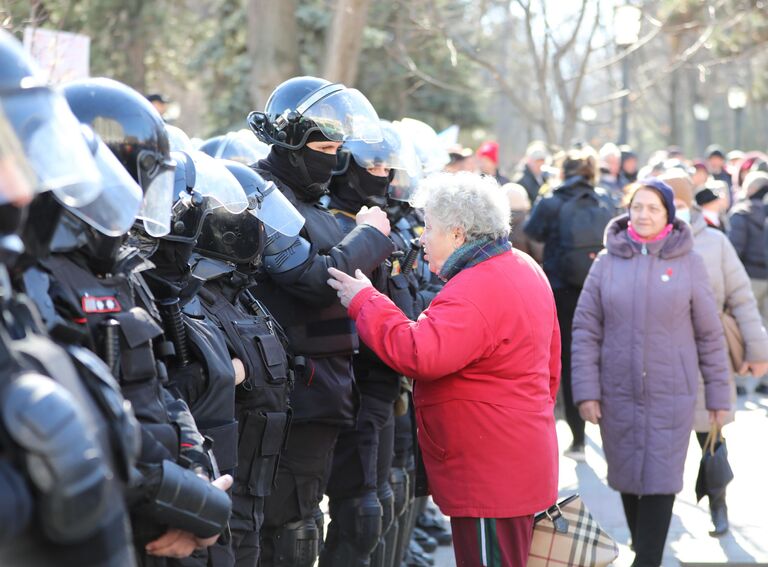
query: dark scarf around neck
[{"left": 438, "top": 236, "right": 511, "bottom": 282}]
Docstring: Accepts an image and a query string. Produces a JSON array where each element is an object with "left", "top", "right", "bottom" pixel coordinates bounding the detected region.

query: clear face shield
[
  {"left": 0, "top": 106, "right": 36, "bottom": 206},
  {"left": 345, "top": 121, "right": 421, "bottom": 175},
  {"left": 298, "top": 86, "right": 382, "bottom": 145},
  {"left": 137, "top": 152, "right": 176, "bottom": 237},
  {"left": 167, "top": 151, "right": 249, "bottom": 242},
  {"left": 247, "top": 180, "right": 304, "bottom": 237},
  {"left": 397, "top": 118, "right": 450, "bottom": 175},
  {"left": 1, "top": 86, "right": 102, "bottom": 207},
  {"left": 61, "top": 125, "right": 143, "bottom": 236}
]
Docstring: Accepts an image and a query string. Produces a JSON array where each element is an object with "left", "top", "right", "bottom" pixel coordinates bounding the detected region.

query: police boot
[
  {"left": 416, "top": 507, "right": 452, "bottom": 546},
  {"left": 709, "top": 490, "right": 729, "bottom": 536},
  {"left": 405, "top": 539, "right": 434, "bottom": 567},
  {"left": 319, "top": 492, "right": 383, "bottom": 567},
  {"left": 412, "top": 527, "right": 437, "bottom": 552},
  {"left": 372, "top": 484, "right": 395, "bottom": 567}
]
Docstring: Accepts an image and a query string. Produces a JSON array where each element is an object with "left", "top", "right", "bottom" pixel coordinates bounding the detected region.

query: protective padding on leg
[{"left": 271, "top": 518, "right": 319, "bottom": 567}]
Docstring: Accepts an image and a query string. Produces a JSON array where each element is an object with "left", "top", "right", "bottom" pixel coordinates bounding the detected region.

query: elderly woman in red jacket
[{"left": 327, "top": 171, "right": 560, "bottom": 567}]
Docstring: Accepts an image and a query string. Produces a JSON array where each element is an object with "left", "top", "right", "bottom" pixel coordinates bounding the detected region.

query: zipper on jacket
[{"left": 641, "top": 243, "right": 648, "bottom": 255}]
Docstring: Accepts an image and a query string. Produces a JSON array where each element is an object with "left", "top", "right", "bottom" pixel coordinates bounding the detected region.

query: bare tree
[
  {"left": 247, "top": 0, "right": 300, "bottom": 110},
  {"left": 323, "top": 0, "right": 371, "bottom": 85}
]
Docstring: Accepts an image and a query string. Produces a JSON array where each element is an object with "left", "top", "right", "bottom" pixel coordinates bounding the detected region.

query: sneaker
[{"left": 564, "top": 443, "right": 586, "bottom": 462}]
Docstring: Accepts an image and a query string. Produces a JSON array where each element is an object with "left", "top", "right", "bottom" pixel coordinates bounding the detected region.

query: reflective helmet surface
[{"left": 248, "top": 76, "right": 382, "bottom": 150}]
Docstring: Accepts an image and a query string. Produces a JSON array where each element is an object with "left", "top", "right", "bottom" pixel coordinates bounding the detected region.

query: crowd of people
[{"left": 2, "top": 21, "right": 768, "bottom": 567}]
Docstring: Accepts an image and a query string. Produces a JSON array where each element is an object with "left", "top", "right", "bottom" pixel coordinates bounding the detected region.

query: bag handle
[{"left": 704, "top": 423, "right": 724, "bottom": 457}]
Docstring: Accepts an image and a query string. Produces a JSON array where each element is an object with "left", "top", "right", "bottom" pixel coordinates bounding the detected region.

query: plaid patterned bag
[{"left": 527, "top": 494, "right": 618, "bottom": 567}]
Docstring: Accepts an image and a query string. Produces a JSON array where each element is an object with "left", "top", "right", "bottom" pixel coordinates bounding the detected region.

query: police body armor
[
  {"left": 31, "top": 252, "right": 182, "bottom": 462},
  {"left": 0, "top": 265, "right": 138, "bottom": 566},
  {"left": 196, "top": 270, "right": 291, "bottom": 522}
]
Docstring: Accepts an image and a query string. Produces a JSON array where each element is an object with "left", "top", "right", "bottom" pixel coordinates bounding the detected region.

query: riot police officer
[
  {"left": 322, "top": 121, "right": 422, "bottom": 567},
  {"left": 246, "top": 76, "right": 394, "bottom": 567},
  {"left": 0, "top": 30, "right": 138, "bottom": 565}
]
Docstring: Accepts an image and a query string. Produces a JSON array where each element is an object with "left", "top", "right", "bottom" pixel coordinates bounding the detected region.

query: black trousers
[
  {"left": 553, "top": 287, "right": 585, "bottom": 446},
  {"left": 620, "top": 493, "right": 675, "bottom": 567}
]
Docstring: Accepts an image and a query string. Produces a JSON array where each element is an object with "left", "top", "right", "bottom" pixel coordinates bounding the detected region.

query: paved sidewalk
[{"left": 431, "top": 388, "right": 768, "bottom": 566}]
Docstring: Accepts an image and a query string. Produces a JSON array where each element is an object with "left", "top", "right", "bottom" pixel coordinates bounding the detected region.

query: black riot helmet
[
  {"left": 164, "top": 150, "right": 248, "bottom": 245},
  {"left": 194, "top": 161, "right": 304, "bottom": 265},
  {"left": 247, "top": 76, "right": 382, "bottom": 150},
  {"left": 62, "top": 77, "right": 176, "bottom": 237}
]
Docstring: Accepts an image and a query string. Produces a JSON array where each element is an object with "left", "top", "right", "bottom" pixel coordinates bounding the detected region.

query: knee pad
[
  {"left": 389, "top": 467, "right": 409, "bottom": 517},
  {"left": 271, "top": 518, "right": 319, "bottom": 567},
  {"left": 329, "top": 492, "right": 383, "bottom": 555},
  {"left": 378, "top": 483, "right": 395, "bottom": 534}
]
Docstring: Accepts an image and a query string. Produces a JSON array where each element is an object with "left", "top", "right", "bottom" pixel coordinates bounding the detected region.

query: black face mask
[
  {"left": 145, "top": 239, "right": 196, "bottom": 299},
  {"left": 0, "top": 204, "right": 26, "bottom": 236},
  {"left": 261, "top": 146, "right": 338, "bottom": 202},
  {"left": 330, "top": 160, "right": 390, "bottom": 212}
]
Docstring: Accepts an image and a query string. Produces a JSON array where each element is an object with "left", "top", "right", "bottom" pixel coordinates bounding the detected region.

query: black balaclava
[
  {"left": 330, "top": 158, "right": 392, "bottom": 213},
  {"left": 0, "top": 204, "right": 26, "bottom": 236},
  {"left": 260, "top": 132, "right": 338, "bottom": 202},
  {"left": 145, "top": 239, "right": 196, "bottom": 300}
]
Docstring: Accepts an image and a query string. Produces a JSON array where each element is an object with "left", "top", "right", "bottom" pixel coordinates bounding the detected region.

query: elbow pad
[
  {"left": 262, "top": 227, "right": 312, "bottom": 275},
  {"left": 1, "top": 372, "right": 111, "bottom": 544},
  {"left": 134, "top": 460, "right": 232, "bottom": 538}
]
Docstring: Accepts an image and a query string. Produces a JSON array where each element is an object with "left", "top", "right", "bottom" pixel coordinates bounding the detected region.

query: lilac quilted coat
[{"left": 571, "top": 216, "right": 731, "bottom": 495}]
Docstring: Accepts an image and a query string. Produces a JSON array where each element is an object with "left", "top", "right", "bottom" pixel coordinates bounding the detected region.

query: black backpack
[{"left": 556, "top": 190, "right": 614, "bottom": 287}]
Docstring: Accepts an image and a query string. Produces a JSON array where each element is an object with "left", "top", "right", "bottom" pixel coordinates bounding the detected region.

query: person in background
[
  {"left": 706, "top": 145, "right": 733, "bottom": 204},
  {"left": 663, "top": 169, "right": 768, "bottom": 536},
  {"left": 476, "top": 140, "right": 509, "bottom": 184},
  {"left": 572, "top": 178, "right": 731, "bottom": 567},
  {"left": 727, "top": 150, "right": 745, "bottom": 171},
  {"left": 692, "top": 161, "right": 710, "bottom": 191},
  {"left": 444, "top": 145, "right": 475, "bottom": 173},
  {"left": 619, "top": 145, "right": 639, "bottom": 186},
  {"left": 728, "top": 171, "right": 768, "bottom": 396},
  {"left": 503, "top": 182, "right": 540, "bottom": 262},
  {"left": 524, "top": 148, "right": 614, "bottom": 461},
  {"left": 327, "top": 172, "right": 560, "bottom": 567},
  {"left": 695, "top": 180, "right": 729, "bottom": 232},
  {"left": 146, "top": 93, "right": 169, "bottom": 117},
  {"left": 514, "top": 141, "right": 548, "bottom": 204},
  {"left": 598, "top": 142, "right": 623, "bottom": 206}
]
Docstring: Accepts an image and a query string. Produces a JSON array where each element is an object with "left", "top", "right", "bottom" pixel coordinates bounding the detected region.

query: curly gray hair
[{"left": 413, "top": 172, "right": 510, "bottom": 240}]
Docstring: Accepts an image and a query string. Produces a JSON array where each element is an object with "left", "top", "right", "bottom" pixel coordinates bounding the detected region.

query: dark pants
[
  {"left": 260, "top": 423, "right": 341, "bottom": 565},
  {"left": 620, "top": 493, "right": 675, "bottom": 567},
  {"left": 554, "top": 287, "right": 585, "bottom": 446},
  {"left": 450, "top": 516, "right": 534, "bottom": 567}
]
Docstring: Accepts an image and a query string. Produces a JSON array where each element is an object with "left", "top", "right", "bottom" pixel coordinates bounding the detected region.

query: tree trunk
[
  {"left": 123, "top": 2, "right": 147, "bottom": 93},
  {"left": 323, "top": 0, "right": 371, "bottom": 85},
  {"left": 247, "top": 0, "right": 300, "bottom": 111}
]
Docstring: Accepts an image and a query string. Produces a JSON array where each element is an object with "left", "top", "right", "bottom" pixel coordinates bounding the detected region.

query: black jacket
[
  {"left": 524, "top": 177, "right": 607, "bottom": 289},
  {"left": 728, "top": 195, "right": 767, "bottom": 279},
  {"left": 514, "top": 164, "right": 542, "bottom": 205}
]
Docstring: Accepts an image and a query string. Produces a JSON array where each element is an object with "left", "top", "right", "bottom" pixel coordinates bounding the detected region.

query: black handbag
[{"left": 695, "top": 424, "right": 734, "bottom": 502}]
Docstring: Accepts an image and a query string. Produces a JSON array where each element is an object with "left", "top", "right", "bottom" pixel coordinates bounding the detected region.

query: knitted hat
[
  {"left": 634, "top": 177, "right": 676, "bottom": 223},
  {"left": 658, "top": 170, "right": 694, "bottom": 208},
  {"left": 476, "top": 141, "right": 499, "bottom": 165}
]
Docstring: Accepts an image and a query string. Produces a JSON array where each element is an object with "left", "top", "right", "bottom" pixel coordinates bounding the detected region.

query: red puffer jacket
[{"left": 349, "top": 250, "right": 560, "bottom": 517}]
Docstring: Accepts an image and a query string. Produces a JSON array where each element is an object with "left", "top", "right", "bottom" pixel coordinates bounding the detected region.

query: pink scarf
[{"left": 627, "top": 222, "right": 673, "bottom": 243}]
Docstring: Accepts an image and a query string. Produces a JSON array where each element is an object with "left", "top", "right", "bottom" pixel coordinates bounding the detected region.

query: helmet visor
[
  {"left": 64, "top": 127, "right": 143, "bottom": 236},
  {"left": 0, "top": 106, "right": 36, "bottom": 206},
  {"left": 1, "top": 87, "right": 102, "bottom": 207},
  {"left": 138, "top": 161, "right": 175, "bottom": 237},
  {"left": 346, "top": 121, "right": 420, "bottom": 172},
  {"left": 398, "top": 118, "right": 450, "bottom": 174},
  {"left": 189, "top": 152, "right": 248, "bottom": 214},
  {"left": 248, "top": 181, "right": 305, "bottom": 237},
  {"left": 389, "top": 166, "right": 422, "bottom": 203},
  {"left": 302, "top": 88, "right": 382, "bottom": 144}
]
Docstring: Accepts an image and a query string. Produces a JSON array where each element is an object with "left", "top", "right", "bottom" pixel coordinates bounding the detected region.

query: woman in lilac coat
[{"left": 571, "top": 178, "right": 731, "bottom": 567}]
